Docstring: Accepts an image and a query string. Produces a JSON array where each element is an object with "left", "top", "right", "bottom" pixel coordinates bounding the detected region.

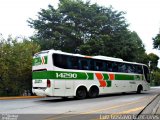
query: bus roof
[
  {"left": 35, "top": 49, "right": 147, "bottom": 66},
  {"left": 93, "top": 55, "right": 123, "bottom": 62}
]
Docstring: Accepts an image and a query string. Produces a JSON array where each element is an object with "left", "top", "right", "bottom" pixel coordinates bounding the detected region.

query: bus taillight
[{"left": 47, "top": 80, "right": 51, "bottom": 87}]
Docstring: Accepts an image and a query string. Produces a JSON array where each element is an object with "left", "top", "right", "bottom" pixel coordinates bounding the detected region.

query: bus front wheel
[
  {"left": 137, "top": 85, "right": 143, "bottom": 94},
  {"left": 76, "top": 86, "right": 87, "bottom": 99}
]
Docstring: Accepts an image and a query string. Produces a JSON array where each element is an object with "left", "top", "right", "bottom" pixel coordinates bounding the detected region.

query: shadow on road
[{"left": 37, "top": 92, "right": 149, "bottom": 103}]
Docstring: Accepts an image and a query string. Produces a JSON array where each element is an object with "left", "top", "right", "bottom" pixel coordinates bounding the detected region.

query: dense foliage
[
  {"left": 153, "top": 34, "right": 160, "bottom": 50},
  {"left": 0, "top": 36, "right": 40, "bottom": 96},
  {"left": 147, "top": 53, "right": 160, "bottom": 86},
  {"left": 28, "top": 0, "right": 147, "bottom": 63},
  {"left": 152, "top": 30, "right": 160, "bottom": 86},
  {"left": 151, "top": 69, "right": 160, "bottom": 86},
  {"left": 148, "top": 53, "right": 159, "bottom": 71}
]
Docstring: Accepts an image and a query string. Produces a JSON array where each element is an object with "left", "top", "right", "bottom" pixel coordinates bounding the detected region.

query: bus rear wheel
[
  {"left": 76, "top": 87, "right": 87, "bottom": 99},
  {"left": 88, "top": 86, "right": 99, "bottom": 98}
]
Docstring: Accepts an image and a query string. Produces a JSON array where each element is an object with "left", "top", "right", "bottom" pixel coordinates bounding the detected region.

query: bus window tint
[
  {"left": 132, "top": 65, "right": 136, "bottom": 73},
  {"left": 80, "top": 59, "right": 89, "bottom": 70},
  {"left": 53, "top": 54, "right": 68, "bottom": 69},
  {"left": 112, "top": 62, "right": 118, "bottom": 72},
  {"left": 126, "top": 64, "right": 134, "bottom": 73},
  {"left": 90, "top": 60, "right": 94, "bottom": 71},
  {"left": 135, "top": 65, "right": 143, "bottom": 74},
  {"left": 53, "top": 53, "right": 145, "bottom": 74},
  {"left": 118, "top": 63, "right": 126, "bottom": 73},
  {"left": 70, "top": 56, "right": 79, "bottom": 69},
  {"left": 106, "top": 61, "right": 113, "bottom": 72},
  {"left": 103, "top": 62, "right": 107, "bottom": 71},
  {"left": 95, "top": 60, "right": 104, "bottom": 71}
]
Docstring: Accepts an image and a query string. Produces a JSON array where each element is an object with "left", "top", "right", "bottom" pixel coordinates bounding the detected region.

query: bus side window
[
  {"left": 112, "top": 62, "right": 118, "bottom": 72},
  {"left": 118, "top": 63, "right": 126, "bottom": 73},
  {"left": 106, "top": 61, "right": 113, "bottom": 72},
  {"left": 103, "top": 62, "right": 107, "bottom": 71},
  {"left": 53, "top": 54, "right": 60, "bottom": 67},
  {"left": 53, "top": 54, "right": 68, "bottom": 69},
  {"left": 70, "top": 57, "right": 79, "bottom": 69},
  {"left": 132, "top": 65, "right": 136, "bottom": 73},
  {"left": 95, "top": 60, "right": 104, "bottom": 71},
  {"left": 138, "top": 65, "right": 143, "bottom": 74},
  {"left": 126, "top": 64, "right": 134, "bottom": 73},
  {"left": 135, "top": 65, "right": 143, "bottom": 74},
  {"left": 90, "top": 60, "right": 94, "bottom": 71},
  {"left": 80, "top": 59, "right": 89, "bottom": 70}
]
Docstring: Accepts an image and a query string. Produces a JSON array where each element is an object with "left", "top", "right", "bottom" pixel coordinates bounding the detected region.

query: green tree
[
  {"left": 0, "top": 35, "right": 40, "bottom": 96},
  {"left": 153, "top": 34, "right": 160, "bottom": 50},
  {"left": 28, "top": 0, "right": 146, "bottom": 63},
  {"left": 151, "top": 69, "right": 160, "bottom": 86},
  {"left": 148, "top": 53, "right": 159, "bottom": 71},
  {"left": 28, "top": 0, "right": 128, "bottom": 51}
]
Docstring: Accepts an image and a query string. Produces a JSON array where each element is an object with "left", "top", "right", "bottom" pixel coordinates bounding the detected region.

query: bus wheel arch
[
  {"left": 137, "top": 84, "right": 143, "bottom": 94},
  {"left": 75, "top": 86, "right": 87, "bottom": 99},
  {"left": 88, "top": 85, "right": 99, "bottom": 98}
]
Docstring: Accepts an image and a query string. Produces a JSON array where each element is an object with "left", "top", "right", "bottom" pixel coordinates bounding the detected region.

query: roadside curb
[
  {"left": 154, "top": 97, "right": 160, "bottom": 114},
  {"left": 137, "top": 94, "right": 160, "bottom": 115},
  {"left": 0, "top": 96, "right": 44, "bottom": 100}
]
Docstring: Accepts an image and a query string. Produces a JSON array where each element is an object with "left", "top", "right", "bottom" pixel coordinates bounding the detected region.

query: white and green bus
[{"left": 32, "top": 49, "right": 150, "bottom": 99}]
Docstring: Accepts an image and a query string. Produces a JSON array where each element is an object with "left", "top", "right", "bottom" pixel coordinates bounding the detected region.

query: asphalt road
[{"left": 0, "top": 87, "right": 160, "bottom": 120}]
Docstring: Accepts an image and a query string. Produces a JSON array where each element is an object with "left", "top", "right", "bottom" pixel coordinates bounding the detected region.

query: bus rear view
[{"left": 32, "top": 50, "right": 53, "bottom": 96}]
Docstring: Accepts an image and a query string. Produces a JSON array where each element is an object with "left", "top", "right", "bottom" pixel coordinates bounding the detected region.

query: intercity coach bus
[{"left": 32, "top": 49, "right": 150, "bottom": 99}]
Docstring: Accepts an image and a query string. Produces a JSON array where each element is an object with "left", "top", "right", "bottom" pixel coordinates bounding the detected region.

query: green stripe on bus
[
  {"left": 32, "top": 71, "right": 94, "bottom": 80},
  {"left": 32, "top": 71, "right": 142, "bottom": 81},
  {"left": 106, "top": 81, "right": 111, "bottom": 87},
  {"left": 87, "top": 73, "right": 94, "bottom": 80},
  {"left": 33, "top": 71, "right": 54, "bottom": 79},
  {"left": 103, "top": 74, "right": 109, "bottom": 80},
  {"left": 115, "top": 74, "right": 134, "bottom": 80}
]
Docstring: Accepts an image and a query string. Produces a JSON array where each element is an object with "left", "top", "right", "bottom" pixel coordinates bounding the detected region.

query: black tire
[
  {"left": 88, "top": 86, "right": 99, "bottom": 98},
  {"left": 76, "top": 87, "right": 87, "bottom": 99},
  {"left": 137, "top": 85, "right": 142, "bottom": 94}
]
